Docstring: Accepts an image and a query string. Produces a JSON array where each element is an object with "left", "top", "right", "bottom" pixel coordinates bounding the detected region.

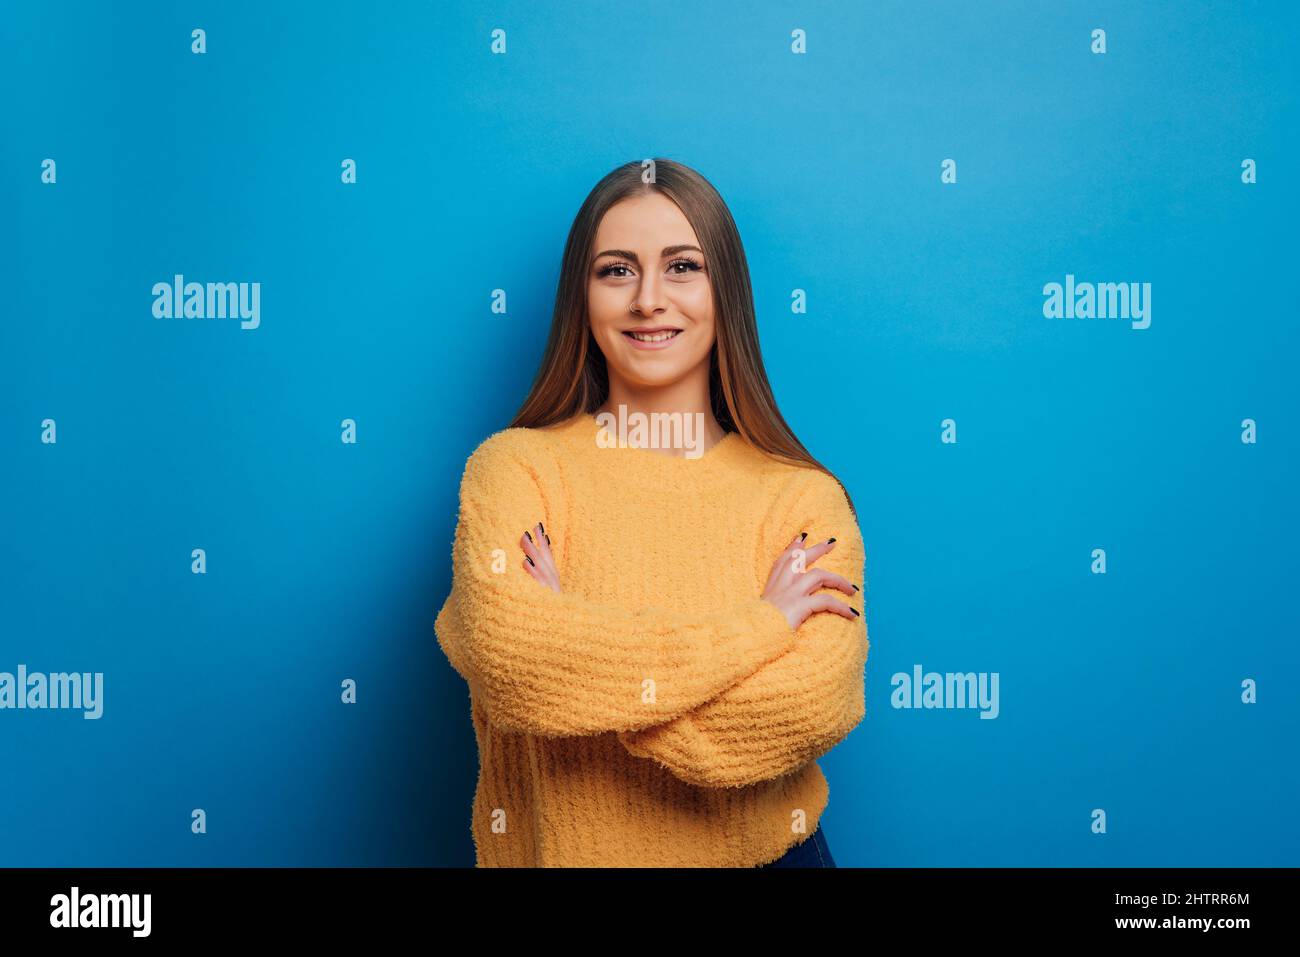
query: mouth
[{"left": 622, "top": 328, "right": 683, "bottom": 350}]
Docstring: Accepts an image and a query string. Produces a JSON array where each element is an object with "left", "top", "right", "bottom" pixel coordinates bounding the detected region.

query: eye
[
  {"left": 596, "top": 262, "right": 632, "bottom": 279},
  {"left": 668, "top": 257, "right": 703, "bottom": 275}
]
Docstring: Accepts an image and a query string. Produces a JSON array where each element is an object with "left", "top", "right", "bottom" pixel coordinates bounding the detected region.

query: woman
[{"left": 434, "top": 158, "right": 868, "bottom": 868}]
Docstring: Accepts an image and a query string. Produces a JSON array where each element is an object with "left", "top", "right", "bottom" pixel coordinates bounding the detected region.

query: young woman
[{"left": 435, "top": 158, "right": 868, "bottom": 868}]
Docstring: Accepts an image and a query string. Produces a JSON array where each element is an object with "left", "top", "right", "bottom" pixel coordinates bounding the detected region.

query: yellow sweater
[{"left": 434, "top": 411, "right": 869, "bottom": 867}]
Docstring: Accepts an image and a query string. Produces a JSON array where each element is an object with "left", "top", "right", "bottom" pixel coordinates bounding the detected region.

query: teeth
[{"left": 628, "top": 330, "right": 679, "bottom": 342}]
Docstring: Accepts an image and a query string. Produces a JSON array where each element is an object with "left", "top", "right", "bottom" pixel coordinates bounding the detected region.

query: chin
[
  {"left": 610, "top": 365, "right": 683, "bottom": 387},
  {"left": 617, "top": 350, "right": 694, "bottom": 378}
]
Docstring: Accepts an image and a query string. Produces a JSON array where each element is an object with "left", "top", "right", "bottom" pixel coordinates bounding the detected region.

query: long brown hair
[{"left": 508, "top": 157, "right": 853, "bottom": 515}]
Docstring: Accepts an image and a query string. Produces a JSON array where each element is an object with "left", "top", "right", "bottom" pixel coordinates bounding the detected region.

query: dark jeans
[{"left": 759, "top": 823, "right": 836, "bottom": 868}]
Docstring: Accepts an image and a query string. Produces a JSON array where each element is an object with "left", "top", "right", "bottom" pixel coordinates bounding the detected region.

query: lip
[{"left": 622, "top": 328, "right": 683, "bottom": 350}]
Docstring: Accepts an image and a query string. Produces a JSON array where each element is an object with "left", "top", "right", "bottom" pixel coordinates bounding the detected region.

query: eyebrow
[{"left": 592, "top": 244, "right": 702, "bottom": 263}]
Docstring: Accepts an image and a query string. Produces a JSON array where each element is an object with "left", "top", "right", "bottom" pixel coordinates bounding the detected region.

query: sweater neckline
[{"left": 558, "top": 411, "right": 748, "bottom": 471}]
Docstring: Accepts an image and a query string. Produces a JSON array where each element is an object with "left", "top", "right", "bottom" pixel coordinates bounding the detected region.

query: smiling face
[{"left": 587, "top": 191, "right": 716, "bottom": 394}]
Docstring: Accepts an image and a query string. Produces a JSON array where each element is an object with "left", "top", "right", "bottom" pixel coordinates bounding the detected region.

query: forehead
[{"left": 593, "top": 193, "right": 699, "bottom": 247}]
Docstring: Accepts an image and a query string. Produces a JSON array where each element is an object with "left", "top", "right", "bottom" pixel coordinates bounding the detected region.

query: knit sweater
[{"left": 434, "top": 411, "right": 869, "bottom": 867}]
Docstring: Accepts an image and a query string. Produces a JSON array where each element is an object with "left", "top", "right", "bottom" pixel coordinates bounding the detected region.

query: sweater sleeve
[
  {"left": 433, "top": 429, "right": 798, "bottom": 738},
  {"left": 616, "top": 469, "right": 869, "bottom": 788}
]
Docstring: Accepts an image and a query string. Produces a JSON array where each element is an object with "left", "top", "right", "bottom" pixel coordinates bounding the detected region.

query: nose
[{"left": 632, "top": 272, "right": 667, "bottom": 316}]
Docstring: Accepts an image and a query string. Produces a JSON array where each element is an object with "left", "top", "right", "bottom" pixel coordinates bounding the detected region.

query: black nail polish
[
  {"left": 539, "top": 522, "right": 545, "bottom": 534},
  {"left": 853, "top": 584, "right": 860, "bottom": 592},
  {"left": 827, "top": 537, "right": 836, "bottom": 544},
  {"left": 544, "top": 534, "right": 551, "bottom": 546},
  {"left": 850, "top": 607, "right": 859, "bottom": 616},
  {"left": 799, "top": 532, "right": 808, "bottom": 541},
  {"left": 525, "top": 555, "right": 535, "bottom": 566},
  {"left": 525, "top": 531, "right": 532, "bottom": 543}
]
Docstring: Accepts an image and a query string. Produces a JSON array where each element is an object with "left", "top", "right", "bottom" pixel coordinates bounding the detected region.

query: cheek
[
  {"left": 684, "top": 329, "right": 715, "bottom": 365},
  {"left": 587, "top": 285, "right": 622, "bottom": 334},
  {"left": 676, "top": 284, "right": 714, "bottom": 326},
  {"left": 681, "top": 295, "right": 712, "bottom": 348}
]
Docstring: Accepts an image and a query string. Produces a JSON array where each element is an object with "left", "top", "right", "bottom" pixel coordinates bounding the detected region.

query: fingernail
[
  {"left": 850, "top": 607, "right": 860, "bottom": 616},
  {"left": 799, "top": 532, "right": 808, "bottom": 541},
  {"left": 853, "top": 584, "right": 860, "bottom": 592},
  {"left": 544, "top": 534, "right": 551, "bottom": 545},
  {"left": 525, "top": 555, "right": 535, "bottom": 566},
  {"left": 827, "top": 537, "right": 836, "bottom": 544},
  {"left": 525, "top": 531, "right": 532, "bottom": 542},
  {"left": 539, "top": 521, "right": 545, "bottom": 534}
]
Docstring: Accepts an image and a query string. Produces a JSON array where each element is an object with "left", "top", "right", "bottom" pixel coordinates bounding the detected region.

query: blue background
[{"left": 2, "top": 0, "right": 1296, "bottom": 866}]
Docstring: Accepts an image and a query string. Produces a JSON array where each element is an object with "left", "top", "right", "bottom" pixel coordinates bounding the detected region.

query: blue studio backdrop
[{"left": 2, "top": 1, "right": 1296, "bottom": 867}]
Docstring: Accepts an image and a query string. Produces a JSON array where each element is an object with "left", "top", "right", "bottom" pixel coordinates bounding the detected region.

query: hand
[
  {"left": 761, "top": 532, "right": 859, "bottom": 629},
  {"left": 521, "top": 521, "right": 561, "bottom": 593}
]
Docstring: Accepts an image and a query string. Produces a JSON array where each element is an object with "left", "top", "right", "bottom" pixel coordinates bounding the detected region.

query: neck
[{"left": 595, "top": 372, "right": 726, "bottom": 459}]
